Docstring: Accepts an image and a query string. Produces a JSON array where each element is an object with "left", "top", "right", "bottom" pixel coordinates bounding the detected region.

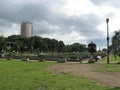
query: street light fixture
[{"left": 106, "top": 18, "right": 110, "bottom": 64}]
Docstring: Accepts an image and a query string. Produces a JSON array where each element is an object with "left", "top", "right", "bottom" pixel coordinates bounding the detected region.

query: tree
[
  {"left": 32, "top": 36, "right": 43, "bottom": 52},
  {"left": 71, "top": 43, "right": 87, "bottom": 52},
  {"left": 29, "top": 36, "right": 36, "bottom": 53},
  {"left": 0, "top": 37, "right": 7, "bottom": 52},
  {"left": 88, "top": 42, "right": 97, "bottom": 63},
  {"left": 50, "top": 39, "right": 58, "bottom": 52},
  {"left": 7, "top": 35, "right": 28, "bottom": 52},
  {"left": 64, "top": 45, "right": 72, "bottom": 52},
  {"left": 58, "top": 41, "right": 65, "bottom": 52},
  {"left": 43, "top": 38, "right": 51, "bottom": 52},
  {"left": 88, "top": 42, "right": 96, "bottom": 54},
  {"left": 112, "top": 30, "right": 120, "bottom": 60},
  {"left": 3, "top": 35, "right": 89, "bottom": 53}
]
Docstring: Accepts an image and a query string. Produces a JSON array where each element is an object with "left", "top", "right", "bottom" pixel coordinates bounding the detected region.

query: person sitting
[{"left": 97, "top": 55, "right": 101, "bottom": 61}]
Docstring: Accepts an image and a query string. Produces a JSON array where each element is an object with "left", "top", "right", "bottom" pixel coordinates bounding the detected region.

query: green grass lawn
[
  {"left": 94, "top": 54, "right": 120, "bottom": 72},
  {"left": 100, "top": 54, "right": 120, "bottom": 63},
  {"left": 0, "top": 60, "right": 119, "bottom": 90},
  {"left": 95, "top": 64, "right": 120, "bottom": 73}
]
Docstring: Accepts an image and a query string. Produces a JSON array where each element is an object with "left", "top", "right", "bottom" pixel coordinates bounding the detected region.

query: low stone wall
[{"left": 1, "top": 53, "right": 106, "bottom": 62}]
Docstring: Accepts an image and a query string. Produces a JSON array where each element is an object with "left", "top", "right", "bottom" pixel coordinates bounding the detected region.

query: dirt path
[{"left": 46, "top": 62, "right": 120, "bottom": 87}]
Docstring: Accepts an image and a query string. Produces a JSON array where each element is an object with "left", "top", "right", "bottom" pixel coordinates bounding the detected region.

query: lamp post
[{"left": 106, "top": 18, "right": 109, "bottom": 64}]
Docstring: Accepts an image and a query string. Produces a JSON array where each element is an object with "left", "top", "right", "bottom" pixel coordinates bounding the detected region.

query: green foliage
[
  {"left": 0, "top": 37, "right": 6, "bottom": 52},
  {"left": 0, "top": 60, "right": 115, "bottom": 90},
  {"left": 112, "top": 30, "right": 120, "bottom": 57},
  {"left": 88, "top": 42, "right": 96, "bottom": 54},
  {"left": 0, "top": 35, "right": 88, "bottom": 53},
  {"left": 58, "top": 41, "right": 65, "bottom": 52},
  {"left": 71, "top": 43, "right": 87, "bottom": 52}
]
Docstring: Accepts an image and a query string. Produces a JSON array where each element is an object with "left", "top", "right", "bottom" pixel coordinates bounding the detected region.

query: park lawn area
[
  {"left": 100, "top": 54, "right": 120, "bottom": 63},
  {"left": 94, "top": 54, "right": 120, "bottom": 72},
  {"left": 0, "top": 60, "right": 118, "bottom": 90},
  {"left": 95, "top": 64, "right": 120, "bottom": 73}
]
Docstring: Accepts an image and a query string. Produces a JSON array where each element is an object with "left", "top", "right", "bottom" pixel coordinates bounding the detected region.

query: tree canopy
[
  {"left": 0, "top": 35, "right": 87, "bottom": 53},
  {"left": 88, "top": 42, "right": 96, "bottom": 54},
  {"left": 112, "top": 30, "right": 120, "bottom": 57}
]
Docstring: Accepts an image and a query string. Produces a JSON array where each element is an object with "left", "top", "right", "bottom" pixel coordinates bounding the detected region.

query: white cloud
[
  {"left": 60, "top": 0, "right": 95, "bottom": 16},
  {"left": 0, "top": 23, "right": 20, "bottom": 37},
  {"left": 41, "top": 31, "right": 86, "bottom": 45},
  {"left": 60, "top": 0, "right": 115, "bottom": 17}
]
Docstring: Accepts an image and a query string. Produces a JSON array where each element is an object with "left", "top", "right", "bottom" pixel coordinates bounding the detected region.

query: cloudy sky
[{"left": 0, "top": 0, "right": 120, "bottom": 49}]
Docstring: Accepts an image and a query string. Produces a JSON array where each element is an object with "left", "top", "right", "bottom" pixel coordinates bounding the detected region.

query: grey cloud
[
  {"left": 90, "top": 0, "right": 120, "bottom": 8},
  {"left": 0, "top": 0, "right": 64, "bottom": 23},
  {"left": 33, "top": 21, "right": 57, "bottom": 35},
  {"left": 0, "top": 3, "right": 49, "bottom": 23},
  {"left": 56, "top": 14, "right": 102, "bottom": 38},
  {"left": 90, "top": 0, "right": 106, "bottom": 5},
  {"left": 78, "top": 14, "right": 102, "bottom": 35},
  {"left": 87, "top": 38, "right": 106, "bottom": 47},
  {"left": 0, "top": 19, "right": 12, "bottom": 27},
  {"left": 33, "top": 13, "right": 103, "bottom": 42}
]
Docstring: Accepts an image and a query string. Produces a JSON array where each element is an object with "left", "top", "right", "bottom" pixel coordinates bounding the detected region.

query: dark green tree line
[{"left": 0, "top": 35, "right": 87, "bottom": 53}]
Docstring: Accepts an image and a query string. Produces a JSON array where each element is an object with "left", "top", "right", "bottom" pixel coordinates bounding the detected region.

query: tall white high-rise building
[{"left": 21, "top": 22, "right": 33, "bottom": 37}]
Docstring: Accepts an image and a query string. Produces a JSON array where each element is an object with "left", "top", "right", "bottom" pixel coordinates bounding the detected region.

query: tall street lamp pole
[{"left": 106, "top": 18, "right": 110, "bottom": 64}]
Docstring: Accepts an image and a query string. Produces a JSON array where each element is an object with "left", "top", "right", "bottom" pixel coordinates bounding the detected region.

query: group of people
[
  {"left": 90, "top": 55, "right": 101, "bottom": 62},
  {"left": 79, "top": 54, "right": 102, "bottom": 63},
  {"left": 89, "top": 55, "right": 101, "bottom": 62}
]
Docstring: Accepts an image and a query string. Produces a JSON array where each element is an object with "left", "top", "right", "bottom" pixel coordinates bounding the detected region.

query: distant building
[{"left": 21, "top": 22, "right": 33, "bottom": 37}]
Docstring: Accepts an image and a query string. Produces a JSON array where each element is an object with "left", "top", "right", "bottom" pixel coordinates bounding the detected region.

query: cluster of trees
[{"left": 0, "top": 35, "right": 87, "bottom": 53}]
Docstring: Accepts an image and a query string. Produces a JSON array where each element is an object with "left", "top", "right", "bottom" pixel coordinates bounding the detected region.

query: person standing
[{"left": 79, "top": 54, "right": 83, "bottom": 63}]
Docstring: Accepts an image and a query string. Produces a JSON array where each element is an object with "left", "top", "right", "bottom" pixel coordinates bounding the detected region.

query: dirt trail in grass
[{"left": 46, "top": 62, "right": 120, "bottom": 87}]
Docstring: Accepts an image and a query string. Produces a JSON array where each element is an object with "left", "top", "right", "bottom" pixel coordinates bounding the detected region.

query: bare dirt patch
[{"left": 46, "top": 62, "right": 120, "bottom": 87}]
